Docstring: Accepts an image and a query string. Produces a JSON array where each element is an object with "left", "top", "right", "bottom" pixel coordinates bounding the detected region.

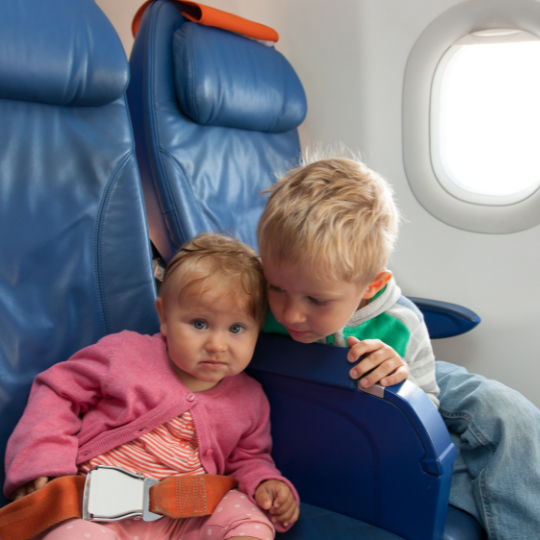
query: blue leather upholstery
[
  {"left": 0, "top": 0, "right": 159, "bottom": 507},
  {"left": 127, "top": 0, "right": 303, "bottom": 262},
  {"left": 278, "top": 503, "right": 486, "bottom": 540},
  {"left": 409, "top": 298, "right": 481, "bottom": 339},
  {"left": 0, "top": 1, "right": 128, "bottom": 106},
  {"left": 127, "top": 2, "right": 488, "bottom": 538},
  {"left": 0, "top": 2, "right": 484, "bottom": 539},
  {"left": 248, "top": 334, "right": 456, "bottom": 540},
  {"left": 173, "top": 24, "right": 307, "bottom": 132}
]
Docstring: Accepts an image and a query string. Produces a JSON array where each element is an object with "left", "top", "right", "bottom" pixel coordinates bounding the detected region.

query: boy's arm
[
  {"left": 4, "top": 338, "right": 115, "bottom": 498},
  {"left": 347, "top": 337, "right": 410, "bottom": 388},
  {"left": 347, "top": 320, "right": 440, "bottom": 407},
  {"left": 402, "top": 319, "right": 440, "bottom": 408}
]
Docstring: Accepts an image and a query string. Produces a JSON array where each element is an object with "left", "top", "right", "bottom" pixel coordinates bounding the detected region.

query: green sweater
[{"left": 264, "top": 277, "right": 440, "bottom": 407}]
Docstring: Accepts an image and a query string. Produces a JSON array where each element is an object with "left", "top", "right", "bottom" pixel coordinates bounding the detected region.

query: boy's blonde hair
[
  {"left": 160, "top": 233, "right": 267, "bottom": 326},
  {"left": 258, "top": 149, "right": 400, "bottom": 284}
]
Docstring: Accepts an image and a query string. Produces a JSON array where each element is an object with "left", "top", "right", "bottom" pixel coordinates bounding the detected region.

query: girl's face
[{"left": 155, "top": 280, "right": 260, "bottom": 392}]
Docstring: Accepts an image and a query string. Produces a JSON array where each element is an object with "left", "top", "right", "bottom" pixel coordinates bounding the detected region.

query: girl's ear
[
  {"left": 362, "top": 270, "right": 393, "bottom": 299},
  {"left": 155, "top": 297, "right": 168, "bottom": 336}
]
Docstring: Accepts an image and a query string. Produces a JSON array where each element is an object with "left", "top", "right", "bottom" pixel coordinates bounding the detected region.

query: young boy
[
  {"left": 257, "top": 153, "right": 540, "bottom": 539},
  {"left": 4, "top": 233, "right": 299, "bottom": 540}
]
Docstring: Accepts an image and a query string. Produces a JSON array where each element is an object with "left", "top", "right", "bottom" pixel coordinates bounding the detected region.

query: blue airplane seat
[
  {"left": 127, "top": 2, "right": 484, "bottom": 539},
  {"left": 0, "top": 0, "right": 159, "bottom": 507},
  {"left": 127, "top": 1, "right": 305, "bottom": 262}
]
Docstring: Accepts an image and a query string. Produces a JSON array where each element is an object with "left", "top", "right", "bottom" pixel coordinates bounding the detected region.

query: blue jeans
[{"left": 436, "top": 361, "right": 540, "bottom": 540}]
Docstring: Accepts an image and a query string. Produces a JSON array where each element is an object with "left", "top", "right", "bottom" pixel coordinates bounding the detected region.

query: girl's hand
[
  {"left": 255, "top": 479, "right": 299, "bottom": 527},
  {"left": 12, "top": 476, "right": 49, "bottom": 501},
  {"left": 347, "top": 337, "right": 409, "bottom": 388}
]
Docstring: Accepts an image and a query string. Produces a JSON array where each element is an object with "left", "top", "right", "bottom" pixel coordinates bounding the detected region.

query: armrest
[
  {"left": 248, "top": 333, "right": 456, "bottom": 540},
  {"left": 408, "top": 297, "right": 481, "bottom": 339}
]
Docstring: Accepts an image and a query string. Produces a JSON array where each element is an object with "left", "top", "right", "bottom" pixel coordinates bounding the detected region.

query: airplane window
[
  {"left": 431, "top": 30, "right": 540, "bottom": 206},
  {"left": 403, "top": 1, "right": 540, "bottom": 234}
]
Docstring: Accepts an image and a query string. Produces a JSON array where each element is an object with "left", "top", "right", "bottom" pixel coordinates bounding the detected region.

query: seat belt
[{"left": 0, "top": 467, "right": 238, "bottom": 540}]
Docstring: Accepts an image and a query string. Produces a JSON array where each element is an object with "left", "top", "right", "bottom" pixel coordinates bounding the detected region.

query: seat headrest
[
  {"left": 173, "top": 23, "right": 307, "bottom": 133},
  {"left": 0, "top": 0, "right": 129, "bottom": 107}
]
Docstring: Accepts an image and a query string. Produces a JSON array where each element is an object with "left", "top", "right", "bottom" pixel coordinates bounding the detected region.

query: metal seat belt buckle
[{"left": 82, "top": 466, "right": 162, "bottom": 522}]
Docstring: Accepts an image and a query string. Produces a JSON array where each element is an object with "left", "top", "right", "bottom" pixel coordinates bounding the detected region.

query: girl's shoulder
[
  {"left": 221, "top": 371, "right": 268, "bottom": 408},
  {"left": 231, "top": 370, "right": 264, "bottom": 391},
  {"left": 90, "top": 330, "right": 165, "bottom": 358}
]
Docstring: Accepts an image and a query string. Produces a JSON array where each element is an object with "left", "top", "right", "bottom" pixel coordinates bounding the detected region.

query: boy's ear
[
  {"left": 155, "top": 297, "right": 168, "bottom": 336},
  {"left": 362, "top": 270, "right": 393, "bottom": 299}
]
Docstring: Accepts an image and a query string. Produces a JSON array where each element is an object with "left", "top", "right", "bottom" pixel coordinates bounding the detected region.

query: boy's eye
[
  {"left": 308, "top": 296, "right": 327, "bottom": 307},
  {"left": 192, "top": 320, "right": 207, "bottom": 330},
  {"left": 229, "top": 324, "right": 244, "bottom": 334},
  {"left": 268, "top": 284, "right": 285, "bottom": 293}
]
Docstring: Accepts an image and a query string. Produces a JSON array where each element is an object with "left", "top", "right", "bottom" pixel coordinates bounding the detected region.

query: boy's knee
[
  {"left": 436, "top": 361, "right": 487, "bottom": 408},
  {"left": 435, "top": 360, "right": 468, "bottom": 378},
  {"left": 439, "top": 370, "right": 540, "bottom": 443},
  {"left": 478, "top": 381, "right": 539, "bottom": 426}
]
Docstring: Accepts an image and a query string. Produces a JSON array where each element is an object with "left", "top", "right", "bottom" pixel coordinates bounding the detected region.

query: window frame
[{"left": 403, "top": 0, "right": 540, "bottom": 233}]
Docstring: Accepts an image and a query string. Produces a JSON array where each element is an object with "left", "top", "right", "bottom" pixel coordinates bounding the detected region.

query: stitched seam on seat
[
  {"left": 186, "top": 25, "right": 199, "bottom": 121},
  {"left": 94, "top": 152, "right": 132, "bottom": 335},
  {"left": 144, "top": 2, "right": 185, "bottom": 248},
  {"left": 271, "top": 51, "right": 286, "bottom": 133},
  {"left": 160, "top": 148, "right": 207, "bottom": 243}
]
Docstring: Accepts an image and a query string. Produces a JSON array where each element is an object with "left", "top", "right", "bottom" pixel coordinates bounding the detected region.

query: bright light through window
[{"left": 431, "top": 34, "right": 540, "bottom": 205}]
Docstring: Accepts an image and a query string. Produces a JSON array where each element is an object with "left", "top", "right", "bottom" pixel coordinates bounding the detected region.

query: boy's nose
[{"left": 282, "top": 299, "right": 306, "bottom": 325}]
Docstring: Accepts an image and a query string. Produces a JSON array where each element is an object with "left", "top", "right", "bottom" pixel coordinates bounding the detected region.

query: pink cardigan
[{"left": 4, "top": 331, "right": 298, "bottom": 529}]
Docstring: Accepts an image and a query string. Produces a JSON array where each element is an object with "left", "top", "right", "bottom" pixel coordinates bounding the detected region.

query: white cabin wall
[{"left": 97, "top": 0, "right": 540, "bottom": 408}]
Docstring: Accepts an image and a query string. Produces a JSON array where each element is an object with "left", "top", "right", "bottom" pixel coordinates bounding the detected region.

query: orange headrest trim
[{"left": 132, "top": 1, "right": 279, "bottom": 43}]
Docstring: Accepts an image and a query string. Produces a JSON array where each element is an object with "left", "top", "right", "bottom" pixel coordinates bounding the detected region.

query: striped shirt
[{"left": 79, "top": 411, "right": 205, "bottom": 479}]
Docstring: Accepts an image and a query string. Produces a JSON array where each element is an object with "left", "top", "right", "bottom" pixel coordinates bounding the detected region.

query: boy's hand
[
  {"left": 347, "top": 337, "right": 409, "bottom": 388},
  {"left": 255, "top": 479, "right": 299, "bottom": 527},
  {"left": 12, "top": 476, "right": 49, "bottom": 501}
]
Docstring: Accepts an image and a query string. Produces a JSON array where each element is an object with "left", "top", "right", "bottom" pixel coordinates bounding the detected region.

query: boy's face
[
  {"left": 262, "top": 258, "right": 370, "bottom": 343},
  {"left": 155, "top": 278, "right": 260, "bottom": 392}
]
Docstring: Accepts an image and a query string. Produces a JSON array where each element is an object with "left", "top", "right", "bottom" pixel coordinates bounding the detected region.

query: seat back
[
  {"left": 0, "top": 0, "right": 159, "bottom": 506},
  {"left": 127, "top": 0, "right": 306, "bottom": 262}
]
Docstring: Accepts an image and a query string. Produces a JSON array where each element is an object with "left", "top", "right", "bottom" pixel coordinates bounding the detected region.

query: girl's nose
[{"left": 205, "top": 333, "right": 227, "bottom": 353}]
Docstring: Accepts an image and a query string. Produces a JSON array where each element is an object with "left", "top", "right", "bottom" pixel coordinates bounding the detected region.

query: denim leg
[{"left": 436, "top": 361, "right": 540, "bottom": 540}]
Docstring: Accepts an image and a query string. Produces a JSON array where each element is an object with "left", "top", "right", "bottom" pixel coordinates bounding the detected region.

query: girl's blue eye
[
  {"left": 193, "top": 320, "right": 207, "bottom": 330},
  {"left": 230, "top": 324, "right": 243, "bottom": 334}
]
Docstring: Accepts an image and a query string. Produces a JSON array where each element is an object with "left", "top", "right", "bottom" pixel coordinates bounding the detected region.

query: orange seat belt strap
[
  {"left": 0, "top": 474, "right": 238, "bottom": 540},
  {"left": 0, "top": 476, "right": 85, "bottom": 540},
  {"left": 131, "top": 1, "right": 279, "bottom": 42},
  {"left": 149, "top": 475, "right": 238, "bottom": 518}
]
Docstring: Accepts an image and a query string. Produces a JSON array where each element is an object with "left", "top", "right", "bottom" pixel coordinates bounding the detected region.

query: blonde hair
[
  {"left": 257, "top": 147, "right": 401, "bottom": 284},
  {"left": 160, "top": 233, "right": 267, "bottom": 326}
]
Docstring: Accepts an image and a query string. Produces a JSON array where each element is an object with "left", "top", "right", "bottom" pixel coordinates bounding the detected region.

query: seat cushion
[{"left": 280, "top": 503, "right": 404, "bottom": 540}]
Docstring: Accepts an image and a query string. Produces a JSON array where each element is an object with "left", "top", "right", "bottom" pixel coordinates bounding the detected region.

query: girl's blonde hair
[
  {"left": 258, "top": 148, "right": 401, "bottom": 284},
  {"left": 160, "top": 233, "right": 267, "bottom": 326}
]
